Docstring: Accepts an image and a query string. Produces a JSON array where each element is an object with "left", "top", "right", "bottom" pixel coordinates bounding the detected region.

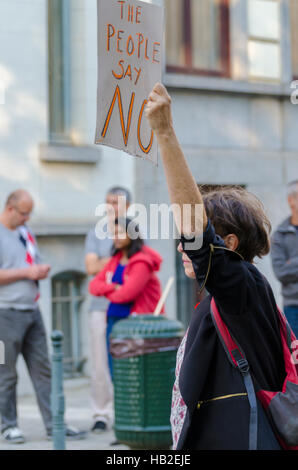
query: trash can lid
[{"left": 110, "top": 314, "right": 184, "bottom": 339}]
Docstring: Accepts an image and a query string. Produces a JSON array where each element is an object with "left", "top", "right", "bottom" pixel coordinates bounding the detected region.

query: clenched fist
[{"left": 145, "top": 83, "right": 173, "bottom": 135}]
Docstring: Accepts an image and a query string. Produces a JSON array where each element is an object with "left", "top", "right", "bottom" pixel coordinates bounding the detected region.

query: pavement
[{"left": 0, "top": 379, "right": 130, "bottom": 451}]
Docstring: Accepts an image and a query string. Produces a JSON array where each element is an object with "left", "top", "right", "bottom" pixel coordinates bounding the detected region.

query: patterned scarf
[{"left": 18, "top": 225, "right": 40, "bottom": 301}]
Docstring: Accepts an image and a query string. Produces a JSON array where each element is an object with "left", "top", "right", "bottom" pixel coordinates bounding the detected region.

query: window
[
  {"left": 247, "top": 0, "right": 281, "bottom": 81},
  {"left": 165, "top": 0, "right": 230, "bottom": 77},
  {"left": 290, "top": 0, "right": 298, "bottom": 78},
  {"left": 48, "top": 0, "right": 71, "bottom": 142},
  {"left": 52, "top": 271, "right": 86, "bottom": 377}
]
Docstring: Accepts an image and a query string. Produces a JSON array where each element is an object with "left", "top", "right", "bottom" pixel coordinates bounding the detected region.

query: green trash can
[{"left": 110, "top": 314, "right": 184, "bottom": 450}]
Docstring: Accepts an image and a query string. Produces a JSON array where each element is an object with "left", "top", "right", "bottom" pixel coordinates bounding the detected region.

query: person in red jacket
[{"left": 89, "top": 217, "right": 163, "bottom": 378}]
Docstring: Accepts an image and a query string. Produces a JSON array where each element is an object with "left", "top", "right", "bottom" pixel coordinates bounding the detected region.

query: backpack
[{"left": 210, "top": 297, "right": 298, "bottom": 450}]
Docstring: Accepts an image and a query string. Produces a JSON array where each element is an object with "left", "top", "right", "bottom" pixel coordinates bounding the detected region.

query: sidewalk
[{"left": 0, "top": 380, "right": 129, "bottom": 451}]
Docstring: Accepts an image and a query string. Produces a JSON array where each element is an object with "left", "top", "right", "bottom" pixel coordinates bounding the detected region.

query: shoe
[
  {"left": 47, "top": 426, "right": 87, "bottom": 441},
  {"left": 91, "top": 421, "right": 107, "bottom": 433},
  {"left": 1, "top": 427, "right": 25, "bottom": 444}
]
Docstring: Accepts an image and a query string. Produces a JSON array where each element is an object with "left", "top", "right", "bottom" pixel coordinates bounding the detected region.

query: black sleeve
[{"left": 181, "top": 221, "right": 250, "bottom": 316}]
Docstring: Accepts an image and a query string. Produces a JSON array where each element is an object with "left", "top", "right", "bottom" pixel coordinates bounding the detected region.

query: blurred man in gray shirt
[
  {"left": 271, "top": 180, "right": 298, "bottom": 339},
  {"left": 85, "top": 187, "right": 131, "bottom": 433},
  {"left": 0, "top": 190, "right": 86, "bottom": 444},
  {"left": 0, "top": 190, "right": 50, "bottom": 444}
]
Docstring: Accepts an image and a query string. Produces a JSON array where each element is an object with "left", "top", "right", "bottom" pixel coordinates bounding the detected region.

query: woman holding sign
[
  {"left": 144, "top": 83, "right": 288, "bottom": 450},
  {"left": 89, "top": 217, "right": 164, "bottom": 378}
]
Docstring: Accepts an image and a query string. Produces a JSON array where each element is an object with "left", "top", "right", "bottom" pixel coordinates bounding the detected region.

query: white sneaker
[{"left": 2, "top": 427, "right": 25, "bottom": 444}]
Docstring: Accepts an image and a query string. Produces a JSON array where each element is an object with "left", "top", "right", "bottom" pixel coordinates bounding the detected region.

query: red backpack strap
[
  {"left": 276, "top": 307, "right": 298, "bottom": 381},
  {"left": 210, "top": 298, "right": 248, "bottom": 369},
  {"left": 210, "top": 297, "right": 258, "bottom": 451}
]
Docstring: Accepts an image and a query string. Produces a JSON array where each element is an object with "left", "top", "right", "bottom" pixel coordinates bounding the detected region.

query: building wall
[
  {"left": 0, "top": 0, "right": 135, "bottom": 219},
  {"left": 0, "top": 0, "right": 136, "bottom": 395},
  {"left": 0, "top": 0, "right": 47, "bottom": 205}
]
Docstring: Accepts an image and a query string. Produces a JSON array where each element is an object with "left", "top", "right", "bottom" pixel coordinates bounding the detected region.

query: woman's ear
[{"left": 224, "top": 234, "right": 239, "bottom": 252}]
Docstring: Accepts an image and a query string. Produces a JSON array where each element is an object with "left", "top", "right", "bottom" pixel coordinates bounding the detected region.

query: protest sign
[{"left": 95, "top": 0, "right": 164, "bottom": 165}]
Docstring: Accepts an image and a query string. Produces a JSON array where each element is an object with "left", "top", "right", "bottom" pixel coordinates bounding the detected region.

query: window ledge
[
  {"left": 164, "top": 73, "right": 292, "bottom": 98},
  {"left": 31, "top": 219, "right": 95, "bottom": 237},
  {"left": 39, "top": 142, "right": 101, "bottom": 164}
]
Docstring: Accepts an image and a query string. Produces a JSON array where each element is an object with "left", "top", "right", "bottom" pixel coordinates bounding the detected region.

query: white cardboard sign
[{"left": 95, "top": 0, "right": 164, "bottom": 165}]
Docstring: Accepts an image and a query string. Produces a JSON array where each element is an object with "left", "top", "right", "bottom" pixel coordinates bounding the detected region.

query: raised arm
[
  {"left": 145, "top": 83, "right": 208, "bottom": 236},
  {"left": 145, "top": 83, "right": 249, "bottom": 315}
]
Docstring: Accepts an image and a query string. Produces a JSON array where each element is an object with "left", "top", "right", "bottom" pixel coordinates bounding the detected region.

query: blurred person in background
[
  {"left": 89, "top": 216, "right": 164, "bottom": 380},
  {"left": 271, "top": 180, "right": 298, "bottom": 339},
  {"left": 85, "top": 187, "right": 131, "bottom": 433},
  {"left": 0, "top": 190, "right": 85, "bottom": 444}
]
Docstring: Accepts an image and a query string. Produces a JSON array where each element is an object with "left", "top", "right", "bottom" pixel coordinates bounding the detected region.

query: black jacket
[{"left": 176, "top": 222, "right": 286, "bottom": 450}]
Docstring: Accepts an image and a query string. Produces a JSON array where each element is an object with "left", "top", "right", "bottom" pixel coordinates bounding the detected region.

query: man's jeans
[
  {"left": 0, "top": 307, "right": 52, "bottom": 432},
  {"left": 284, "top": 306, "right": 298, "bottom": 340}
]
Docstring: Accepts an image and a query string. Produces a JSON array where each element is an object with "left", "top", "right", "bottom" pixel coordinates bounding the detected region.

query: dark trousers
[{"left": 0, "top": 308, "right": 52, "bottom": 432}]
